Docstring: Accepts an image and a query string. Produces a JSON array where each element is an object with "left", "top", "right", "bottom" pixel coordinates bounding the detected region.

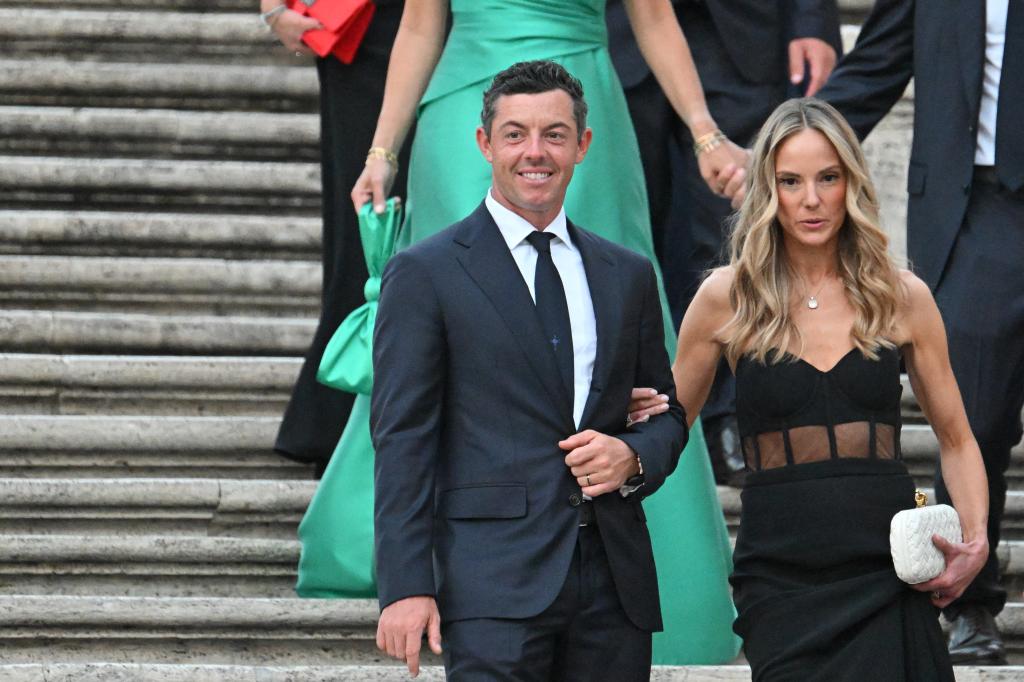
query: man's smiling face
[{"left": 477, "top": 90, "right": 592, "bottom": 229}]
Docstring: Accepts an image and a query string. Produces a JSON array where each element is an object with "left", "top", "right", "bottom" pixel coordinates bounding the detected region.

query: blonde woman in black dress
[{"left": 633, "top": 98, "right": 989, "bottom": 680}]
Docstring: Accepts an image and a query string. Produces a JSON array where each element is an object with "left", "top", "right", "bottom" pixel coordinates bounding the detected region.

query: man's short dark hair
[{"left": 481, "top": 60, "right": 588, "bottom": 140}]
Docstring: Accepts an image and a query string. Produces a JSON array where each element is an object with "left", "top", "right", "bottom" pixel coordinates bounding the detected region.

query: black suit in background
[
  {"left": 819, "top": 0, "right": 1024, "bottom": 635},
  {"left": 275, "top": 1, "right": 409, "bottom": 474},
  {"left": 371, "top": 204, "right": 687, "bottom": 679}
]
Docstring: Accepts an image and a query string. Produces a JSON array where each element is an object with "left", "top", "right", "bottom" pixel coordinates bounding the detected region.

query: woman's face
[{"left": 773, "top": 128, "right": 848, "bottom": 251}]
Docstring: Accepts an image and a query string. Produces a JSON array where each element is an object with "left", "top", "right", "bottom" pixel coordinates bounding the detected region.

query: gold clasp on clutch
[{"left": 915, "top": 489, "right": 927, "bottom": 508}]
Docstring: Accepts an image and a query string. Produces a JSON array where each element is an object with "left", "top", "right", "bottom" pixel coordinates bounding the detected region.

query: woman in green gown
[{"left": 302, "top": 0, "right": 747, "bottom": 664}]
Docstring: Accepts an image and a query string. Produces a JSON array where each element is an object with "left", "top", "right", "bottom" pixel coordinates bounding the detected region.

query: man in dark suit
[
  {"left": 607, "top": 0, "right": 841, "bottom": 483},
  {"left": 817, "top": 0, "right": 1024, "bottom": 665},
  {"left": 370, "top": 60, "right": 687, "bottom": 680}
]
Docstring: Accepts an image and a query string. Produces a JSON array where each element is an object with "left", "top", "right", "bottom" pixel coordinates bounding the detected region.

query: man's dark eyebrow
[{"left": 498, "top": 121, "right": 572, "bottom": 131}]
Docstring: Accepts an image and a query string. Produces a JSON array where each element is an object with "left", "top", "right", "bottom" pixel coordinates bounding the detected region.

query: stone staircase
[{"left": 0, "top": 1, "right": 1021, "bottom": 679}]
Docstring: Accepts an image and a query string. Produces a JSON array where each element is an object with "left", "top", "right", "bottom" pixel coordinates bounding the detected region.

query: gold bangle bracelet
[
  {"left": 693, "top": 130, "right": 727, "bottom": 157},
  {"left": 366, "top": 147, "right": 398, "bottom": 169},
  {"left": 692, "top": 130, "right": 721, "bottom": 147}
]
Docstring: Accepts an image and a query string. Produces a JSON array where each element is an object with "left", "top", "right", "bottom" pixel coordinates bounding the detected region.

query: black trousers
[
  {"left": 622, "top": 3, "right": 786, "bottom": 419},
  {"left": 441, "top": 526, "right": 651, "bottom": 682},
  {"left": 934, "top": 172, "right": 1024, "bottom": 619},
  {"left": 274, "top": 4, "right": 409, "bottom": 474}
]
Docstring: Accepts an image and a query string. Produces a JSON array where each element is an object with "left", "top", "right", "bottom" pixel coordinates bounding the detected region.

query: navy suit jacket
[
  {"left": 817, "top": 0, "right": 1001, "bottom": 290},
  {"left": 371, "top": 203, "right": 687, "bottom": 631}
]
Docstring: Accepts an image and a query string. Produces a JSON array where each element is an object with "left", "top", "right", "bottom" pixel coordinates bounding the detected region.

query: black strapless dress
[{"left": 731, "top": 346, "right": 954, "bottom": 681}]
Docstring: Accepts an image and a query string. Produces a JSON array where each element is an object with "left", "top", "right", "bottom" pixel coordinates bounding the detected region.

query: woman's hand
[
  {"left": 698, "top": 139, "right": 751, "bottom": 201},
  {"left": 911, "top": 535, "right": 989, "bottom": 609},
  {"left": 627, "top": 387, "right": 669, "bottom": 426},
  {"left": 268, "top": 8, "right": 322, "bottom": 55},
  {"left": 351, "top": 157, "right": 398, "bottom": 214}
]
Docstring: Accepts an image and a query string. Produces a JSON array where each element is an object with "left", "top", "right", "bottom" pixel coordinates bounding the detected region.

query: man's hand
[
  {"left": 911, "top": 536, "right": 989, "bottom": 609},
  {"left": 628, "top": 387, "right": 669, "bottom": 425},
  {"left": 560, "top": 430, "right": 640, "bottom": 497},
  {"left": 788, "top": 37, "right": 837, "bottom": 97},
  {"left": 376, "top": 595, "right": 443, "bottom": 677}
]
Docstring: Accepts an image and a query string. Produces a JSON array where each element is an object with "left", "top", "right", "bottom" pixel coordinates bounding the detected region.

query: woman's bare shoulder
[
  {"left": 686, "top": 267, "right": 735, "bottom": 331},
  {"left": 697, "top": 266, "right": 735, "bottom": 305},
  {"left": 895, "top": 268, "right": 935, "bottom": 312},
  {"left": 893, "top": 269, "right": 938, "bottom": 345}
]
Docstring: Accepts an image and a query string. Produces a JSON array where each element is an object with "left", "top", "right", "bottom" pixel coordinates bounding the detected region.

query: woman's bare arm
[
  {"left": 351, "top": 0, "right": 448, "bottom": 212},
  {"left": 900, "top": 271, "right": 988, "bottom": 606},
  {"left": 671, "top": 268, "right": 734, "bottom": 428},
  {"left": 621, "top": 0, "right": 749, "bottom": 194}
]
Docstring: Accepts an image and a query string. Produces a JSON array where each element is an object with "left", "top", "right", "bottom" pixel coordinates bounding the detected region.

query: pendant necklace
[{"left": 805, "top": 280, "right": 827, "bottom": 310}]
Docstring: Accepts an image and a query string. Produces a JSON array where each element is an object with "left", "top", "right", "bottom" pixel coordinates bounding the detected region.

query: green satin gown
[{"left": 297, "top": 0, "right": 739, "bottom": 664}]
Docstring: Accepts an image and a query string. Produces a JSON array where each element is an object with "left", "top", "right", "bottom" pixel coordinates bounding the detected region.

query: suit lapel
[
  {"left": 571, "top": 222, "right": 621, "bottom": 428},
  {"left": 453, "top": 204, "right": 575, "bottom": 427},
  {"left": 955, "top": 0, "right": 985, "bottom": 118}
]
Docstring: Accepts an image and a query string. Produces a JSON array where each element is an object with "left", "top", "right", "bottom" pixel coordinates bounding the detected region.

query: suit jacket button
[{"left": 569, "top": 493, "right": 582, "bottom": 507}]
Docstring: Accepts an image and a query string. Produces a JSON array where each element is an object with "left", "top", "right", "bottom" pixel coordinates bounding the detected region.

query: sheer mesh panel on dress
[{"left": 742, "top": 421, "right": 898, "bottom": 471}]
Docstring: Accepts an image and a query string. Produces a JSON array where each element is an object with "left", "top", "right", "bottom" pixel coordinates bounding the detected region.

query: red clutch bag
[{"left": 286, "top": 0, "right": 375, "bottom": 64}]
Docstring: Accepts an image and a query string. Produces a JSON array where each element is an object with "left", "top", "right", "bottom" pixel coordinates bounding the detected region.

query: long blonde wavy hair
[{"left": 722, "top": 98, "right": 902, "bottom": 366}]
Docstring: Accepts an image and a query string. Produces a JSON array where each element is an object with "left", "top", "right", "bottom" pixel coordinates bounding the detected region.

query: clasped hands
[{"left": 696, "top": 134, "right": 750, "bottom": 208}]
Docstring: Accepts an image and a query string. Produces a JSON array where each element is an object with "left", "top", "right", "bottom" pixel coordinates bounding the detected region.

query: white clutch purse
[{"left": 890, "top": 490, "right": 962, "bottom": 584}]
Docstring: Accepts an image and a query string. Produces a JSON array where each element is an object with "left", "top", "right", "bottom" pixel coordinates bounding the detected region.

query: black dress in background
[
  {"left": 730, "top": 345, "right": 954, "bottom": 681},
  {"left": 275, "top": 1, "right": 408, "bottom": 475}
]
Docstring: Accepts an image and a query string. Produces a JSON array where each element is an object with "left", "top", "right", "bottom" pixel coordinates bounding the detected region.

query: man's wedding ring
[
  {"left": 585, "top": 474, "right": 592, "bottom": 487},
  {"left": 932, "top": 591, "right": 943, "bottom": 599}
]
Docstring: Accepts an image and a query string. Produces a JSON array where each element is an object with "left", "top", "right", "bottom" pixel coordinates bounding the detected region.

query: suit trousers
[
  {"left": 933, "top": 172, "right": 1024, "bottom": 618},
  {"left": 623, "top": 2, "right": 785, "bottom": 418},
  {"left": 274, "top": 4, "right": 409, "bottom": 474},
  {"left": 441, "top": 526, "right": 651, "bottom": 682}
]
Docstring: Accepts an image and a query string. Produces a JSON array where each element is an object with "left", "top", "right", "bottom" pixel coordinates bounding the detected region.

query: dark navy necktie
[
  {"left": 996, "top": 0, "right": 1023, "bottom": 191},
  {"left": 525, "top": 231, "right": 574, "bottom": 407}
]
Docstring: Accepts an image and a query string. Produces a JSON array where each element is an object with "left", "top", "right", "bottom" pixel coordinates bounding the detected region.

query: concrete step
[
  {"left": 0, "top": 310, "right": 315, "bottom": 355},
  {"left": 0, "top": 59, "right": 317, "bottom": 111},
  {"left": 0, "top": 355, "right": 300, "bottom": 417},
  {"left": 901, "top": 424, "right": 1024, "bottom": 489},
  {"left": 0, "top": 0, "right": 254, "bottom": 11},
  {"left": 0, "top": 210, "right": 320, "bottom": 260},
  {"left": 0, "top": 666, "right": 1014, "bottom": 682},
  {"left": 0, "top": 416, "right": 309, "bottom": 478},
  {"left": 0, "top": 535, "right": 299, "bottom": 598},
  {"left": 0, "top": 255, "right": 320, "bottom": 315},
  {"left": 0, "top": 595, "right": 1014, "bottom": 666},
  {"left": 0, "top": 595, "right": 397, "bottom": 665},
  {"left": 0, "top": 156, "right": 320, "bottom": 212},
  {"left": 0, "top": 9, "right": 295, "bottom": 63},
  {"left": 0, "top": 107, "right": 318, "bottom": 161},
  {"left": 0, "top": 478, "right": 313, "bottom": 538},
  {"left": 4, "top": 530, "right": 1024, "bottom": 602}
]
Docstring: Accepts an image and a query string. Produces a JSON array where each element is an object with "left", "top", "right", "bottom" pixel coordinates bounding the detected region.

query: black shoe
[{"left": 947, "top": 605, "right": 1007, "bottom": 665}]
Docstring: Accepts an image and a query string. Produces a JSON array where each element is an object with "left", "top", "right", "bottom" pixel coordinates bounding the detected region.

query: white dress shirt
[
  {"left": 485, "top": 190, "right": 597, "bottom": 429},
  {"left": 976, "top": 0, "right": 1009, "bottom": 165}
]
